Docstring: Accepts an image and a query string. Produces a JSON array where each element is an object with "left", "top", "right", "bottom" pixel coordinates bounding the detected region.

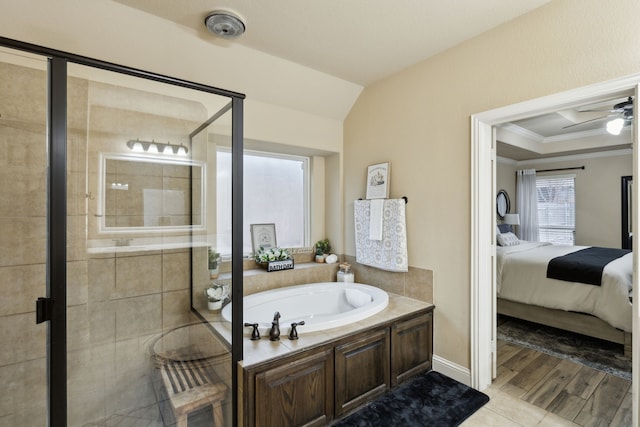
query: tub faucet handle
[
  {"left": 288, "top": 321, "right": 305, "bottom": 340},
  {"left": 244, "top": 322, "right": 260, "bottom": 340}
]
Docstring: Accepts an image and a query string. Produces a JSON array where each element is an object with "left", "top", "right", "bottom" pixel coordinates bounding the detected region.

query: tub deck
[{"left": 204, "top": 293, "right": 433, "bottom": 369}]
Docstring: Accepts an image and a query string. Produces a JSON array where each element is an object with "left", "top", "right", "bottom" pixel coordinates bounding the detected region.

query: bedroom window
[
  {"left": 536, "top": 174, "right": 575, "bottom": 245},
  {"left": 216, "top": 148, "right": 309, "bottom": 255}
]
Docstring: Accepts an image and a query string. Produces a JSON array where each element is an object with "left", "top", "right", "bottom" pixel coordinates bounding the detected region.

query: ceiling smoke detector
[{"left": 204, "top": 11, "right": 245, "bottom": 39}]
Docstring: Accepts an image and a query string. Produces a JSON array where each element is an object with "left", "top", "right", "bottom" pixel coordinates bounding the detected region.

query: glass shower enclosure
[{"left": 0, "top": 39, "right": 244, "bottom": 426}]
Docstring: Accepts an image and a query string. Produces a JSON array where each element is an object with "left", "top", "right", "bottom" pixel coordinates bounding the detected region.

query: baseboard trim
[{"left": 432, "top": 355, "right": 471, "bottom": 387}]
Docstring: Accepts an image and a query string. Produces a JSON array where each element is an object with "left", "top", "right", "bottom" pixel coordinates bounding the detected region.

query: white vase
[{"left": 208, "top": 300, "right": 222, "bottom": 311}]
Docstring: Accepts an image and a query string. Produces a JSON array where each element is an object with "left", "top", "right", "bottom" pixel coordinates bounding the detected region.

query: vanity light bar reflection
[{"left": 126, "top": 139, "right": 189, "bottom": 156}]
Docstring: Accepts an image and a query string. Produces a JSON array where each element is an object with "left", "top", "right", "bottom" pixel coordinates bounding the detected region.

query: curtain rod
[{"left": 536, "top": 166, "right": 585, "bottom": 173}]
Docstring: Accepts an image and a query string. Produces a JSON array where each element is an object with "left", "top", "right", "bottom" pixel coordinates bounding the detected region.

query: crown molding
[{"left": 512, "top": 148, "right": 632, "bottom": 167}]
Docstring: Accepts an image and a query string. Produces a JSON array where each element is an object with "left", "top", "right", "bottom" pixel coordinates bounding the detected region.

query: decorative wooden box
[{"left": 260, "top": 259, "right": 294, "bottom": 272}]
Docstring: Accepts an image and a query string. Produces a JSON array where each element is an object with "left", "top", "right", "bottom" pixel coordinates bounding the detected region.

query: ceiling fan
[{"left": 562, "top": 96, "right": 634, "bottom": 135}]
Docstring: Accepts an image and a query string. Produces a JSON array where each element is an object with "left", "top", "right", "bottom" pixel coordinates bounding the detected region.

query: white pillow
[
  {"left": 497, "top": 232, "right": 520, "bottom": 247},
  {"left": 345, "top": 288, "right": 372, "bottom": 308}
]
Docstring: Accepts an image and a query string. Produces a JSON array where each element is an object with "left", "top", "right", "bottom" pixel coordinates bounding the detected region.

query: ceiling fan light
[{"left": 606, "top": 118, "right": 624, "bottom": 135}]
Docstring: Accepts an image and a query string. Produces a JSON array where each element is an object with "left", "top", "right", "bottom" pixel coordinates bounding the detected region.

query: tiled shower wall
[
  {"left": 0, "top": 59, "right": 219, "bottom": 426},
  {"left": 0, "top": 60, "right": 49, "bottom": 426}
]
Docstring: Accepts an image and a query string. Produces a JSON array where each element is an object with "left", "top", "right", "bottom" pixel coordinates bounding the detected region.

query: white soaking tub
[{"left": 221, "top": 282, "right": 389, "bottom": 334}]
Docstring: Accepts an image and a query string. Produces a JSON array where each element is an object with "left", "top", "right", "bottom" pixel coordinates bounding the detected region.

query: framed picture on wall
[
  {"left": 250, "top": 223, "right": 277, "bottom": 254},
  {"left": 365, "top": 162, "right": 390, "bottom": 199}
]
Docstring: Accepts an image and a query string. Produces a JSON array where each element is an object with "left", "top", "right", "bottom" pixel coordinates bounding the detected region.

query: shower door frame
[{"left": 0, "top": 36, "right": 245, "bottom": 427}]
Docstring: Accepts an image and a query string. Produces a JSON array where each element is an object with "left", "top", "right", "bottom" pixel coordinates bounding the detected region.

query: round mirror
[{"left": 496, "top": 190, "right": 510, "bottom": 219}]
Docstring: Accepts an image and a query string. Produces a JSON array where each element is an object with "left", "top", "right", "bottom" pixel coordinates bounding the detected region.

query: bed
[{"left": 495, "top": 234, "right": 633, "bottom": 357}]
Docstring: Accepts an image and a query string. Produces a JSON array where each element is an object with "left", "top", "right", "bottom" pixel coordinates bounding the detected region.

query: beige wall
[
  {"left": 344, "top": 0, "right": 640, "bottom": 368},
  {"left": 498, "top": 153, "right": 632, "bottom": 247}
]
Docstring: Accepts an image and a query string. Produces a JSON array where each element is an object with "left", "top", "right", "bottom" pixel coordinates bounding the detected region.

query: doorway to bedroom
[{"left": 470, "top": 76, "right": 640, "bottom": 426}]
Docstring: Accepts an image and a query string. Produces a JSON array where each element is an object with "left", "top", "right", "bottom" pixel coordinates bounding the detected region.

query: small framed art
[
  {"left": 365, "top": 162, "right": 390, "bottom": 199},
  {"left": 250, "top": 223, "right": 277, "bottom": 254}
]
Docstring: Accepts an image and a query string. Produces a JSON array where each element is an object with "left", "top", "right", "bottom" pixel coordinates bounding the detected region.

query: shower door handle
[{"left": 36, "top": 297, "right": 53, "bottom": 324}]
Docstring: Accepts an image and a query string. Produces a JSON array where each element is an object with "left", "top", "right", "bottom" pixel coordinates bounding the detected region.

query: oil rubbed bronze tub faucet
[
  {"left": 269, "top": 312, "right": 281, "bottom": 341},
  {"left": 288, "top": 321, "right": 305, "bottom": 340},
  {"left": 244, "top": 322, "right": 260, "bottom": 340}
]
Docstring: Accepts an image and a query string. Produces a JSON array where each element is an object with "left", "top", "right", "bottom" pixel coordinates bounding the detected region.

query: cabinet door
[
  {"left": 254, "top": 348, "right": 333, "bottom": 427},
  {"left": 335, "top": 329, "right": 390, "bottom": 417},
  {"left": 391, "top": 312, "right": 433, "bottom": 386}
]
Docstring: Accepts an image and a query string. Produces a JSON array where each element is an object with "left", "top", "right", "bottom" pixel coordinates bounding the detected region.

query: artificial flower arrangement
[{"left": 254, "top": 247, "right": 291, "bottom": 263}]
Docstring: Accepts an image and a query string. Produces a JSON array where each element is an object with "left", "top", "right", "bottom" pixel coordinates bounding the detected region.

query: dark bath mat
[{"left": 332, "top": 370, "right": 489, "bottom": 427}]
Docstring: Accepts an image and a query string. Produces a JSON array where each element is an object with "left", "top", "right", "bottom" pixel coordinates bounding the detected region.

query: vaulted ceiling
[{"left": 114, "top": 0, "right": 553, "bottom": 86}]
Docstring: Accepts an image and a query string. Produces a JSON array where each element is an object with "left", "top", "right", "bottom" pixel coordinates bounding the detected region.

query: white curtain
[{"left": 516, "top": 169, "right": 539, "bottom": 241}]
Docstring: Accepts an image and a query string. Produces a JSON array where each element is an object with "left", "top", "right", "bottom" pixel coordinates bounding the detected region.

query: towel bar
[{"left": 357, "top": 196, "right": 408, "bottom": 204}]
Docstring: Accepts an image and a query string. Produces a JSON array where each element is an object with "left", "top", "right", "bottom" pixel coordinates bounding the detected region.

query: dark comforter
[{"left": 546, "top": 246, "right": 631, "bottom": 286}]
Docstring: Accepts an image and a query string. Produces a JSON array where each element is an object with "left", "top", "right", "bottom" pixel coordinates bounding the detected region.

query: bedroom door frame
[{"left": 470, "top": 75, "right": 640, "bottom": 426}]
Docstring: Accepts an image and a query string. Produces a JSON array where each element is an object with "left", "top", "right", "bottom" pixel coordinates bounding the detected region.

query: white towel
[
  {"left": 369, "top": 199, "right": 384, "bottom": 240},
  {"left": 354, "top": 199, "right": 408, "bottom": 272}
]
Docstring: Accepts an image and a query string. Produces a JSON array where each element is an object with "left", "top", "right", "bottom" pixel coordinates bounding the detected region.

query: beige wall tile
[
  {"left": 67, "top": 76, "right": 89, "bottom": 137},
  {"left": 88, "top": 257, "right": 116, "bottom": 302},
  {"left": 112, "top": 336, "right": 158, "bottom": 414},
  {"left": 162, "top": 289, "right": 191, "bottom": 330},
  {"left": 162, "top": 251, "right": 190, "bottom": 292},
  {"left": 68, "top": 304, "right": 90, "bottom": 353},
  {"left": 88, "top": 300, "right": 116, "bottom": 345},
  {"left": 67, "top": 347, "right": 110, "bottom": 426},
  {"left": 0, "top": 312, "right": 46, "bottom": 366},
  {"left": 115, "top": 294, "right": 162, "bottom": 340},
  {"left": 0, "top": 140, "right": 46, "bottom": 218},
  {"left": 114, "top": 254, "right": 162, "bottom": 298},
  {"left": 0, "top": 62, "right": 47, "bottom": 122},
  {"left": 67, "top": 260, "right": 88, "bottom": 306},
  {"left": 67, "top": 214, "right": 87, "bottom": 262},
  {"left": 342, "top": 255, "right": 433, "bottom": 302},
  {"left": 0, "top": 264, "right": 45, "bottom": 316},
  {"left": 67, "top": 170, "right": 87, "bottom": 217},
  {"left": 406, "top": 267, "right": 433, "bottom": 302},
  {"left": 0, "top": 216, "right": 46, "bottom": 266},
  {"left": 0, "top": 357, "right": 47, "bottom": 426}
]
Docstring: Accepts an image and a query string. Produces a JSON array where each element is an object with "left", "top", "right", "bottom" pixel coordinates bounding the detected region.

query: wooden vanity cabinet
[
  {"left": 334, "top": 328, "right": 390, "bottom": 417},
  {"left": 391, "top": 310, "right": 433, "bottom": 386},
  {"left": 243, "top": 307, "right": 433, "bottom": 426},
  {"left": 253, "top": 348, "right": 333, "bottom": 427}
]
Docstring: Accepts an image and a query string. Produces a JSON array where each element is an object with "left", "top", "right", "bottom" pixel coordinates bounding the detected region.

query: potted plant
[
  {"left": 314, "top": 239, "right": 331, "bottom": 263},
  {"left": 208, "top": 247, "right": 221, "bottom": 279},
  {"left": 204, "top": 282, "right": 228, "bottom": 311}
]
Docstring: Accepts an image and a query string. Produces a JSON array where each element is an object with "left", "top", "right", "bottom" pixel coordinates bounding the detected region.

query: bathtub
[{"left": 221, "top": 282, "right": 389, "bottom": 334}]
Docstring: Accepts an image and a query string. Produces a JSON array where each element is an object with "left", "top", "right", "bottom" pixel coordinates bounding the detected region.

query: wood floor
[{"left": 463, "top": 339, "right": 632, "bottom": 426}]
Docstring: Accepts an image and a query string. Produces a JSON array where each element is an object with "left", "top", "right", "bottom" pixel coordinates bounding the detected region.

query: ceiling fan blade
[
  {"left": 576, "top": 108, "right": 619, "bottom": 113},
  {"left": 561, "top": 114, "right": 615, "bottom": 129}
]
